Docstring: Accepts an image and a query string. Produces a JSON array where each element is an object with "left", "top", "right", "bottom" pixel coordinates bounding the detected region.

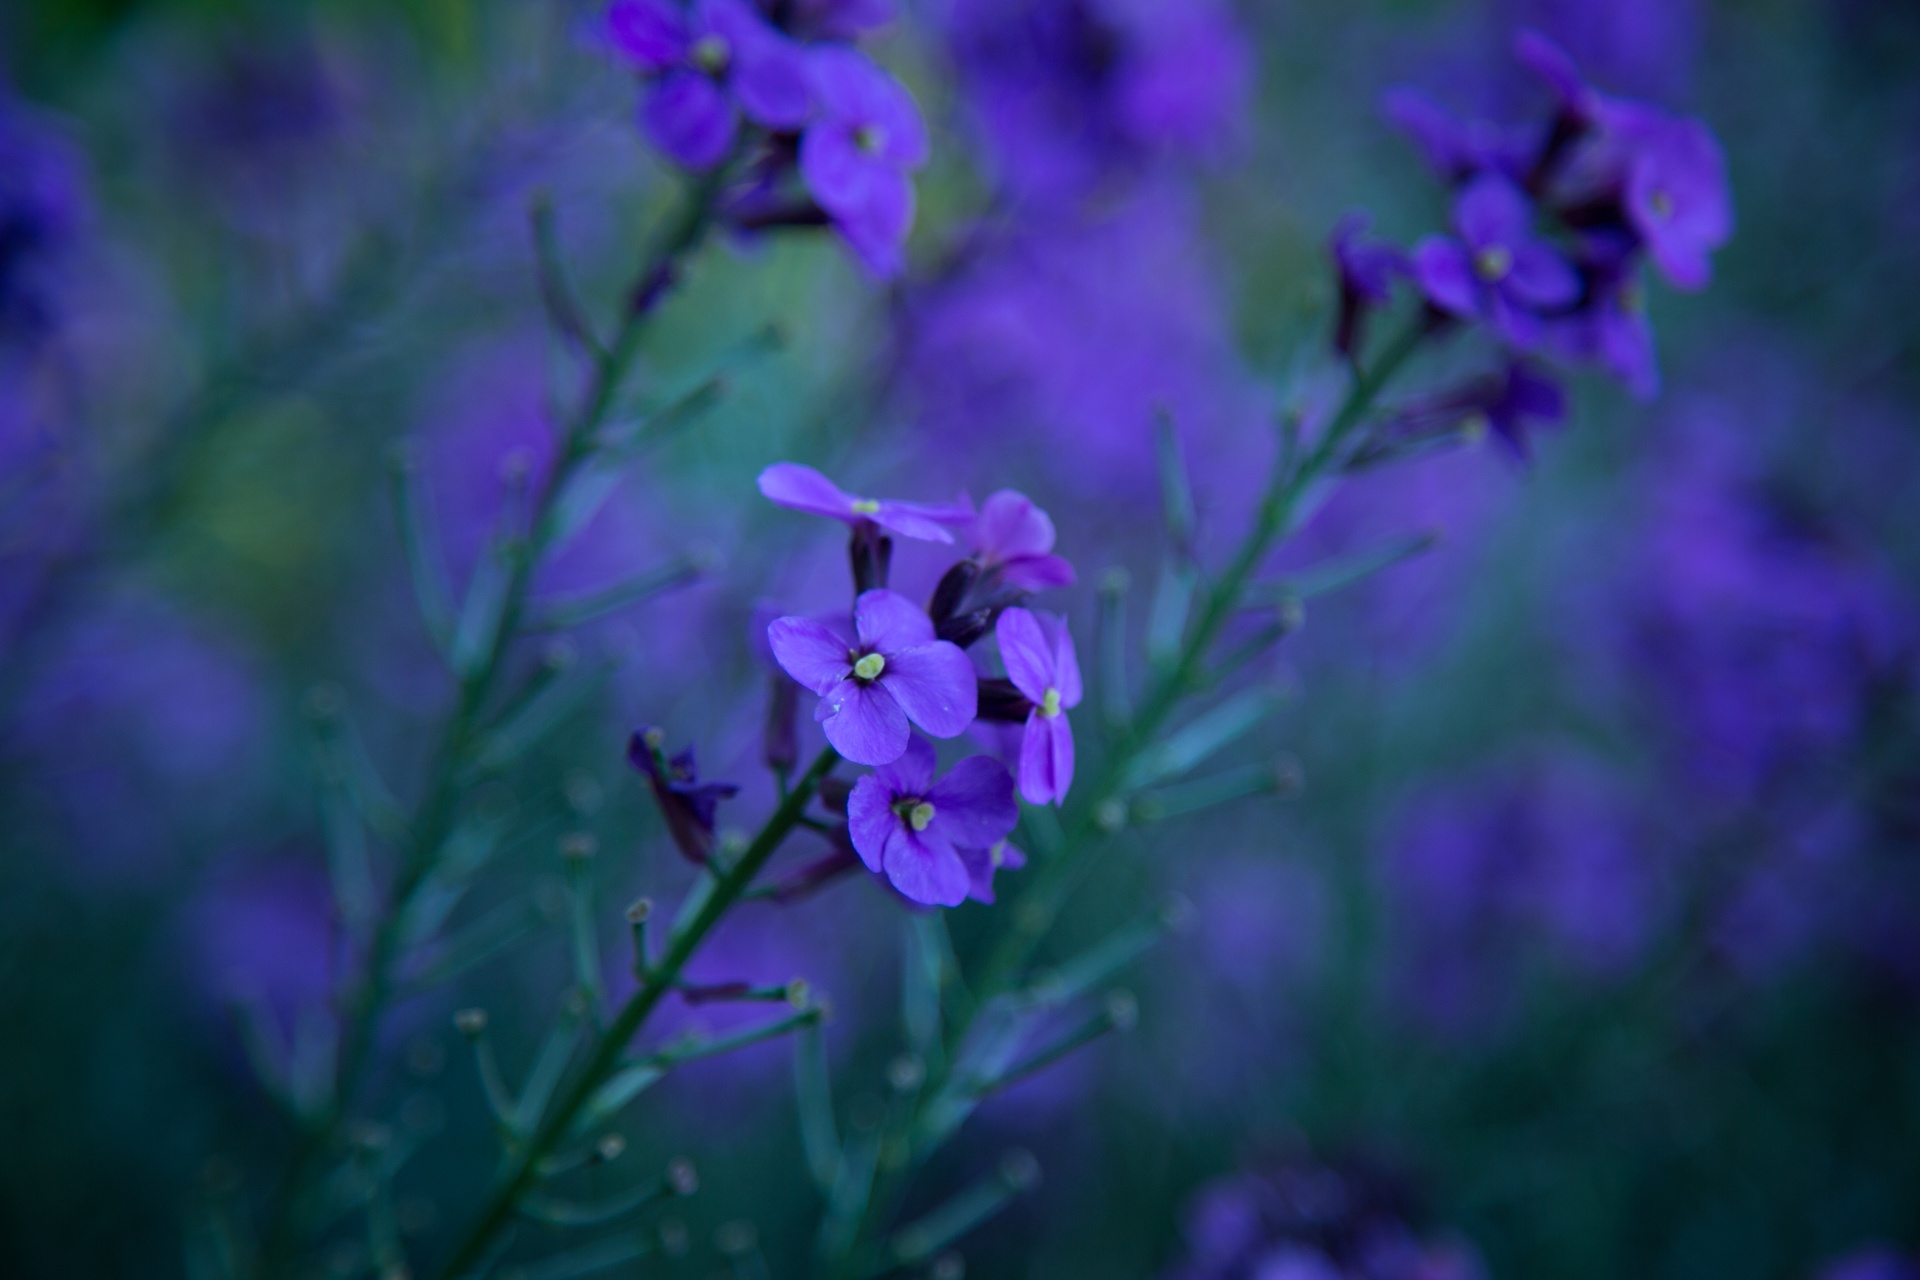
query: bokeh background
[{"left": 4, "top": 1, "right": 1919, "bottom": 1277}]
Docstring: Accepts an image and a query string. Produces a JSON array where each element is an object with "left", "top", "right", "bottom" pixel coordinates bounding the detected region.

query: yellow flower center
[
  {"left": 853, "top": 653, "right": 886, "bottom": 681},
  {"left": 1040, "top": 688, "right": 1062, "bottom": 718},
  {"left": 1460, "top": 412, "right": 1490, "bottom": 446},
  {"left": 908, "top": 802, "right": 936, "bottom": 832},
  {"left": 989, "top": 840, "right": 1007, "bottom": 867},
  {"left": 1474, "top": 245, "right": 1513, "bottom": 282},
  {"left": 851, "top": 498, "right": 881, "bottom": 515},
  {"left": 855, "top": 124, "right": 888, "bottom": 154},
  {"left": 690, "top": 34, "right": 731, "bottom": 74},
  {"left": 1649, "top": 190, "right": 1674, "bottom": 220}
]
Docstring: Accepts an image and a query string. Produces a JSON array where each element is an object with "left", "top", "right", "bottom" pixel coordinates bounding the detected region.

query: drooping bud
[
  {"left": 927, "top": 559, "right": 981, "bottom": 633},
  {"left": 628, "top": 729, "right": 741, "bottom": 865},
  {"left": 974, "top": 677, "right": 1036, "bottom": 724},
  {"left": 849, "top": 521, "right": 893, "bottom": 595}
]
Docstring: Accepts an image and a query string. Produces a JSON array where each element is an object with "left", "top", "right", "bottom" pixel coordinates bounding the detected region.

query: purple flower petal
[
  {"left": 1051, "top": 616, "right": 1083, "bottom": 708},
  {"left": 874, "top": 733, "right": 937, "bottom": 795},
  {"left": 1505, "top": 243, "right": 1580, "bottom": 309},
  {"left": 958, "top": 840, "right": 1023, "bottom": 905},
  {"left": 854, "top": 589, "right": 935, "bottom": 652},
  {"left": 996, "top": 607, "right": 1054, "bottom": 705},
  {"left": 1411, "top": 238, "right": 1479, "bottom": 317},
  {"left": 974, "top": 490, "right": 1055, "bottom": 561},
  {"left": 606, "top": 0, "right": 687, "bottom": 70},
  {"left": 816, "top": 678, "right": 911, "bottom": 765},
  {"left": 757, "top": 462, "right": 857, "bottom": 520},
  {"left": 869, "top": 492, "right": 963, "bottom": 542},
  {"left": 1018, "top": 710, "right": 1070, "bottom": 805},
  {"left": 1000, "top": 553, "right": 1077, "bottom": 591},
  {"left": 800, "top": 124, "right": 876, "bottom": 216},
  {"left": 883, "top": 827, "right": 969, "bottom": 907},
  {"left": 1514, "top": 28, "right": 1598, "bottom": 121},
  {"left": 927, "top": 755, "right": 1018, "bottom": 848},
  {"left": 768, "top": 615, "right": 856, "bottom": 693},
  {"left": 642, "top": 71, "right": 738, "bottom": 170},
  {"left": 701, "top": 0, "right": 812, "bottom": 130},
  {"left": 882, "top": 642, "right": 978, "bottom": 738},
  {"left": 846, "top": 772, "right": 895, "bottom": 873},
  {"left": 1455, "top": 174, "right": 1532, "bottom": 250}
]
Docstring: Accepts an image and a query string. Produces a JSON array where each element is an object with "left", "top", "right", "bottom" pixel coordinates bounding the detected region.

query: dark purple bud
[
  {"left": 849, "top": 521, "right": 893, "bottom": 595},
  {"left": 628, "top": 727, "right": 741, "bottom": 864},
  {"left": 679, "top": 980, "right": 754, "bottom": 1005},
  {"left": 975, "top": 676, "right": 1036, "bottom": 724},
  {"left": 817, "top": 775, "right": 853, "bottom": 815},
  {"left": 928, "top": 559, "right": 981, "bottom": 633},
  {"left": 763, "top": 672, "right": 798, "bottom": 773},
  {"left": 767, "top": 838, "right": 863, "bottom": 904}
]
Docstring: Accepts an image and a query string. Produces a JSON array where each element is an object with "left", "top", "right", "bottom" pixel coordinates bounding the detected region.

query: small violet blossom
[
  {"left": 971, "top": 490, "right": 1076, "bottom": 591},
  {"left": 996, "top": 607, "right": 1082, "bottom": 806},
  {"left": 958, "top": 839, "right": 1027, "bottom": 905},
  {"left": 607, "top": 0, "right": 810, "bottom": 171},
  {"left": 800, "top": 46, "right": 930, "bottom": 278},
  {"left": 1331, "top": 212, "right": 1408, "bottom": 360},
  {"left": 1413, "top": 174, "right": 1579, "bottom": 348},
  {"left": 769, "top": 590, "right": 977, "bottom": 766},
  {"left": 628, "top": 728, "right": 740, "bottom": 864},
  {"left": 848, "top": 736, "right": 1017, "bottom": 906},
  {"left": 758, "top": 462, "right": 970, "bottom": 543}
]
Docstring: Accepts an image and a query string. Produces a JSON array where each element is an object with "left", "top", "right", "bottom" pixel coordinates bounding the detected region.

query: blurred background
[{"left": 3, "top": 0, "right": 1919, "bottom": 1277}]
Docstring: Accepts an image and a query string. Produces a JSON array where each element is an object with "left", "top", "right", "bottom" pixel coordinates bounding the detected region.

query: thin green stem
[
  {"left": 255, "top": 166, "right": 730, "bottom": 1278},
  {"left": 828, "top": 315, "right": 1428, "bottom": 1277},
  {"left": 431, "top": 747, "right": 840, "bottom": 1280}
]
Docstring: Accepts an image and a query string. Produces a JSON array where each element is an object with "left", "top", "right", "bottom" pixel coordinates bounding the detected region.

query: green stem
[
  {"left": 255, "top": 167, "right": 729, "bottom": 1278},
  {"left": 831, "top": 315, "right": 1428, "bottom": 1276},
  {"left": 432, "top": 747, "right": 840, "bottom": 1280}
]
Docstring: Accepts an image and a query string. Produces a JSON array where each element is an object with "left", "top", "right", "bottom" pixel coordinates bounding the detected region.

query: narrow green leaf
[
  {"left": 526, "top": 556, "right": 705, "bottom": 632},
  {"left": 881, "top": 1151, "right": 1041, "bottom": 1270},
  {"left": 501, "top": 1233, "right": 650, "bottom": 1280},
  {"left": 1155, "top": 410, "right": 1197, "bottom": 557},
  {"left": 793, "top": 1020, "right": 840, "bottom": 1195},
  {"left": 1096, "top": 567, "right": 1132, "bottom": 730},
  {"left": 1145, "top": 557, "right": 1197, "bottom": 676},
  {"left": 388, "top": 445, "right": 456, "bottom": 658},
  {"left": 1123, "top": 690, "right": 1284, "bottom": 790}
]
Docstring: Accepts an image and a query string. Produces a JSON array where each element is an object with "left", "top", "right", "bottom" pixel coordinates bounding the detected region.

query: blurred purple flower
[
  {"left": 970, "top": 489, "right": 1076, "bottom": 591},
  {"left": 943, "top": 0, "right": 1251, "bottom": 204},
  {"left": 1413, "top": 174, "right": 1579, "bottom": 348},
  {"left": 608, "top": 0, "right": 811, "bottom": 170},
  {"left": 996, "top": 606, "right": 1081, "bottom": 805},
  {"left": 790, "top": 0, "right": 896, "bottom": 40},
  {"left": 847, "top": 735, "right": 1017, "bottom": 906},
  {"left": 1393, "top": 359, "right": 1567, "bottom": 459},
  {"left": 1382, "top": 751, "right": 1659, "bottom": 1039},
  {"left": 758, "top": 462, "right": 968, "bottom": 543},
  {"left": 1607, "top": 103, "right": 1731, "bottom": 291},
  {"left": 1818, "top": 1248, "right": 1920, "bottom": 1280},
  {"left": 628, "top": 728, "right": 740, "bottom": 864},
  {"left": 1330, "top": 213, "right": 1408, "bottom": 360},
  {"left": 1382, "top": 88, "right": 1532, "bottom": 186},
  {"left": 769, "top": 589, "right": 977, "bottom": 765},
  {"left": 799, "top": 47, "right": 929, "bottom": 278},
  {"left": 0, "top": 100, "right": 87, "bottom": 353}
]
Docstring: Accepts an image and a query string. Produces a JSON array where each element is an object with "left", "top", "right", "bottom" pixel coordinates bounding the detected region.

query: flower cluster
[
  {"left": 603, "top": 0, "right": 926, "bottom": 276},
  {"left": 750, "top": 462, "right": 1079, "bottom": 905},
  {"left": 1335, "top": 31, "right": 1732, "bottom": 454}
]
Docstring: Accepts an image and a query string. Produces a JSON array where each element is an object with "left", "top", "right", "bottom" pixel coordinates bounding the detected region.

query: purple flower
[
  {"left": 628, "top": 728, "right": 740, "bottom": 864},
  {"left": 789, "top": 0, "right": 895, "bottom": 40},
  {"left": 607, "top": 0, "right": 810, "bottom": 170},
  {"left": 1608, "top": 103, "right": 1731, "bottom": 291},
  {"left": 1413, "top": 175, "right": 1580, "bottom": 348},
  {"left": 799, "top": 47, "right": 929, "bottom": 278},
  {"left": 847, "top": 737, "right": 1017, "bottom": 906},
  {"left": 769, "top": 589, "right": 978, "bottom": 766},
  {"left": 1551, "top": 257, "right": 1659, "bottom": 399},
  {"left": 996, "top": 607, "right": 1082, "bottom": 805},
  {"left": 1381, "top": 88, "right": 1531, "bottom": 186},
  {"left": 0, "top": 102, "right": 87, "bottom": 351},
  {"left": 1819, "top": 1249, "right": 1920, "bottom": 1280},
  {"left": 1331, "top": 212, "right": 1408, "bottom": 359},
  {"left": 957, "top": 838, "right": 1027, "bottom": 904},
  {"left": 971, "top": 490, "right": 1076, "bottom": 591},
  {"left": 758, "top": 462, "right": 970, "bottom": 543},
  {"left": 1399, "top": 360, "right": 1568, "bottom": 460}
]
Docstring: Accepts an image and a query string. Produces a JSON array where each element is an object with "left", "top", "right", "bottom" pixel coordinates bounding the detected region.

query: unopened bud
[
  {"left": 453, "top": 1008, "right": 488, "bottom": 1036},
  {"left": 595, "top": 1133, "right": 626, "bottom": 1163},
  {"left": 1104, "top": 989, "right": 1139, "bottom": 1031},
  {"left": 559, "top": 831, "right": 597, "bottom": 861},
  {"left": 1000, "top": 1148, "right": 1041, "bottom": 1190},
  {"left": 625, "top": 897, "right": 654, "bottom": 924},
  {"left": 666, "top": 1157, "right": 699, "bottom": 1197}
]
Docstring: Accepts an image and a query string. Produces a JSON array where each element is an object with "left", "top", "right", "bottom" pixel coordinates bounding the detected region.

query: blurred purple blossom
[
  {"left": 608, "top": 0, "right": 811, "bottom": 170},
  {"left": 847, "top": 736, "right": 1017, "bottom": 906},
  {"left": 769, "top": 589, "right": 977, "bottom": 765},
  {"left": 1818, "top": 1248, "right": 1920, "bottom": 1280},
  {"left": 1331, "top": 213, "right": 1408, "bottom": 361},
  {"left": 942, "top": 0, "right": 1252, "bottom": 204},
  {"left": 799, "top": 46, "right": 930, "bottom": 278},
  {"left": 1413, "top": 174, "right": 1579, "bottom": 348},
  {"left": 1381, "top": 750, "right": 1659, "bottom": 1039}
]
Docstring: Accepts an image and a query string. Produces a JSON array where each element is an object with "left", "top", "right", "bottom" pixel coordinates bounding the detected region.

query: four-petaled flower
[
  {"left": 970, "top": 490, "right": 1076, "bottom": 591},
  {"left": 1413, "top": 174, "right": 1580, "bottom": 348},
  {"left": 769, "top": 590, "right": 977, "bottom": 766},
  {"left": 848, "top": 737, "right": 1017, "bottom": 906},
  {"left": 607, "top": 0, "right": 811, "bottom": 170},
  {"left": 627, "top": 727, "right": 741, "bottom": 864},
  {"left": 800, "top": 46, "right": 930, "bottom": 278},
  {"left": 1608, "top": 104, "right": 1731, "bottom": 293},
  {"left": 758, "top": 462, "right": 971, "bottom": 543},
  {"left": 996, "top": 607, "right": 1082, "bottom": 806}
]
